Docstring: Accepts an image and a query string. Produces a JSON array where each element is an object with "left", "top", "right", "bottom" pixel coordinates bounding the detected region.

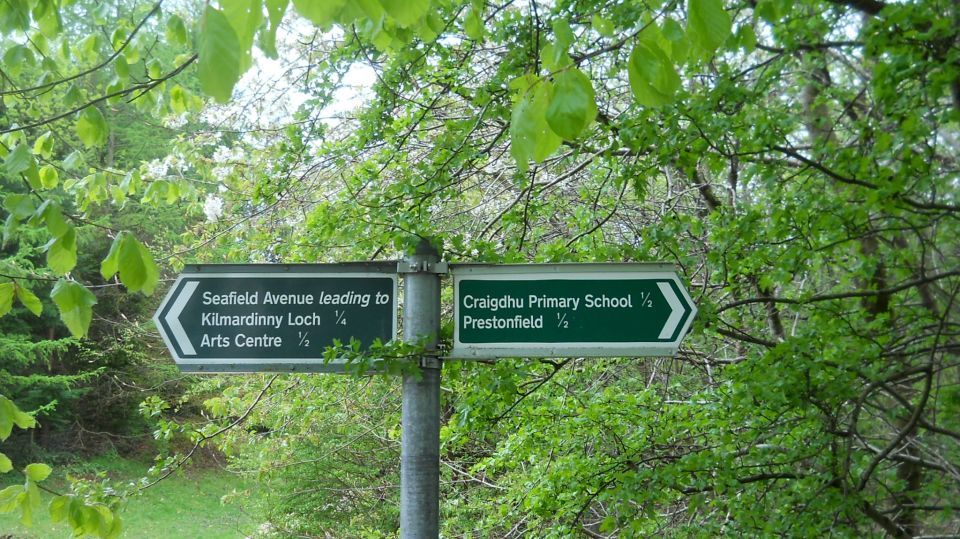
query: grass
[{"left": 0, "top": 454, "right": 258, "bottom": 538}]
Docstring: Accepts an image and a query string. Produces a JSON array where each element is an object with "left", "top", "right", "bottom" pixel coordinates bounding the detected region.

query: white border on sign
[
  {"left": 448, "top": 265, "right": 697, "bottom": 359},
  {"left": 152, "top": 272, "right": 399, "bottom": 364}
]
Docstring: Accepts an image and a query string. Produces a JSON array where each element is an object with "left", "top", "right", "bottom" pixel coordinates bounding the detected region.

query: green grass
[{"left": 0, "top": 455, "right": 258, "bottom": 538}]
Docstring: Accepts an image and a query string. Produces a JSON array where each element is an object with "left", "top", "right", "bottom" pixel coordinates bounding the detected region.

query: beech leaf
[{"left": 51, "top": 280, "right": 97, "bottom": 338}]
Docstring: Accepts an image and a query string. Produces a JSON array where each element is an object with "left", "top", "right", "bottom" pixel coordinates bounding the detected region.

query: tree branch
[
  {"left": 826, "top": 0, "right": 887, "bottom": 16},
  {"left": 716, "top": 268, "right": 960, "bottom": 313},
  {"left": 137, "top": 374, "right": 279, "bottom": 491},
  {"left": 0, "top": 54, "right": 197, "bottom": 135},
  {"left": 0, "top": 2, "right": 164, "bottom": 97}
]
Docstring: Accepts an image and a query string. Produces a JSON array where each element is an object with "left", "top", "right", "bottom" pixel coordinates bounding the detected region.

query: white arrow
[
  {"left": 657, "top": 282, "right": 684, "bottom": 340},
  {"left": 165, "top": 280, "right": 198, "bottom": 356}
]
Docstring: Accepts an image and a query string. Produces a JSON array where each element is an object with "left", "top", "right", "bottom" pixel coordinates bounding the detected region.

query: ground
[{"left": 0, "top": 455, "right": 256, "bottom": 539}]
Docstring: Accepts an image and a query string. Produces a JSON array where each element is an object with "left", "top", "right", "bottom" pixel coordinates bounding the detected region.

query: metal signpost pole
[
  {"left": 154, "top": 257, "right": 696, "bottom": 537},
  {"left": 400, "top": 239, "right": 442, "bottom": 538}
]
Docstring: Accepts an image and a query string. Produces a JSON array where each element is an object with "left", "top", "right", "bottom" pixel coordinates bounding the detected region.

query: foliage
[
  {"left": 0, "top": 395, "right": 121, "bottom": 538},
  {"left": 1, "top": 0, "right": 959, "bottom": 537},
  {"left": 0, "top": 454, "right": 254, "bottom": 538}
]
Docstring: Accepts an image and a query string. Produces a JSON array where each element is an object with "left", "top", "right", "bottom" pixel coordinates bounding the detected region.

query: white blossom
[
  {"left": 212, "top": 145, "right": 245, "bottom": 164},
  {"left": 144, "top": 159, "right": 168, "bottom": 179},
  {"left": 162, "top": 152, "right": 185, "bottom": 173},
  {"left": 212, "top": 166, "right": 232, "bottom": 182},
  {"left": 162, "top": 113, "right": 188, "bottom": 129},
  {"left": 203, "top": 195, "right": 224, "bottom": 222},
  {"left": 212, "top": 146, "right": 233, "bottom": 164}
]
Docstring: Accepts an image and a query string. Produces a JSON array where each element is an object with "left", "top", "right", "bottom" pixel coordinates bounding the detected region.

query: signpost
[
  {"left": 153, "top": 263, "right": 397, "bottom": 372},
  {"left": 451, "top": 263, "right": 697, "bottom": 358},
  {"left": 153, "top": 256, "right": 698, "bottom": 538}
]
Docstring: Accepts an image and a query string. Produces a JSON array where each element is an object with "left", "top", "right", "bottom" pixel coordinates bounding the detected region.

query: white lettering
[
  {"left": 201, "top": 290, "right": 259, "bottom": 305},
  {"left": 287, "top": 312, "right": 322, "bottom": 326},
  {"left": 263, "top": 291, "right": 314, "bottom": 305},
  {"left": 584, "top": 294, "right": 633, "bottom": 309},
  {"left": 234, "top": 333, "right": 283, "bottom": 347}
]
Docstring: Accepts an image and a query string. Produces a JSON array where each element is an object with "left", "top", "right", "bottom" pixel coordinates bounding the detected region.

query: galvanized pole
[{"left": 400, "top": 239, "right": 442, "bottom": 538}]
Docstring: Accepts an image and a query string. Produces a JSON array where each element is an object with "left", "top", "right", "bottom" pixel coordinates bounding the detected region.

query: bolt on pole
[{"left": 400, "top": 238, "right": 442, "bottom": 538}]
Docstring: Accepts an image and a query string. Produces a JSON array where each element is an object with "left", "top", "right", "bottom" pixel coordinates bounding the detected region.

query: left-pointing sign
[{"left": 153, "top": 264, "right": 397, "bottom": 373}]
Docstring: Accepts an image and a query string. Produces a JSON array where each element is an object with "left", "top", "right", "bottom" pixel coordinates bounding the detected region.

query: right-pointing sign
[{"left": 450, "top": 264, "right": 697, "bottom": 358}]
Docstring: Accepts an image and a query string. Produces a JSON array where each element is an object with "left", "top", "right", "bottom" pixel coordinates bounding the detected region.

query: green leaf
[
  {"left": 63, "top": 83, "right": 83, "bottom": 106},
  {"left": 381, "top": 0, "right": 429, "bottom": 28},
  {"left": 12, "top": 408, "right": 34, "bottom": 430},
  {"left": 661, "top": 18, "right": 689, "bottom": 63},
  {"left": 687, "top": 0, "right": 731, "bottom": 60},
  {"left": 62, "top": 150, "right": 85, "bottom": 171},
  {"left": 110, "top": 28, "right": 128, "bottom": 51},
  {"left": 4, "top": 194, "right": 35, "bottom": 219},
  {"left": 22, "top": 161, "right": 42, "bottom": 191},
  {"left": 510, "top": 77, "right": 562, "bottom": 170},
  {"left": 417, "top": 11, "right": 443, "bottom": 41},
  {"left": 118, "top": 233, "right": 159, "bottom": 295},
  {"left": 223, "top": 0, "right": 264, "bottom": 72},
  {"left": 754, "top": 0, "right": 780, "bottom": 24},
  {"left": 31, "top": 31, "right": 49, "bottom": 56},
  {"left": 542, "top": 35, "right": 571, "bottom": 74},
  {"left": 541, "top": 20, "right": 575, "bottom": 71},
  {"left": 45, "top": 226, "right": 77, "bottom": 275},
  {"left": 0, "top": 282, "right": 13, "bottom": 317},
  {"left": 51, "top": 280, "right": 97, "bottom": 338},
  {"left": 552, "top": 19, "right": 575, "bottom": 53},
  {"left": 260, "top": 0, "right": 289, "bottom": 58},
  {"left": 737, "top": 24, "right": 757, "bottom": 52},
  {"left": 32, "top": 131, "right": 54, "bottom": 158},
  {"left": 546, "top": 67, "right": 597, "bottom": 140},
  {"left": 0, "top": 396, "right": 31, "bottom": 440},
  {"left": 49, "top": 496, "right": 69, "bottom": 522},
  {"left": 198, "top": 6, "right": 242, "bottom": 103},
  {"left": 94, "top": 505, "right": 121, "bottom": 539},
  {"left": 76, "top": 106, "right": 108, "bottom": 148},
  {"left": 124, "top": 40, "right": 141, "bottom": 65},
  {"left": 22, "top": 481, "right": 40, "bottom": 525},
  {"left": 0, "top": 453, "right": 11, "bottom": 473},
  {"left": 114, "top": 55, "right": 129, "bottom": 80},
  {"left": 348, "top": 0, "right": 385, "bottom": 23},
  {"left": 146, "top": 59, "right": 163, "bottom": 79},
  {"left": 100, "top": 234, "right": 122, "bottom": 281},
  {"left": 165, "top": 14, "right": 188, "bottom": 45},
  {"left": 463, "top": 8, "right": 483, "bottom": 40},
  {"left": 105, "top": 78, "right": 124, "bottom": 106},
  {"left": 24, "top": 463, "right": 51, "bottom": 482},
  {"left": 4, "top": 143, "right": 33, "bottom": 175},
  {"left": 3, "top": 214, "right": 17, "bottom": 246},
  {"left": 103, "top": 233, "right": 159, "bottom": 295},
  {"left": 104, "top": 512, "right": 122, "bottom": 539},
  {"left": 39, "top": 165, "right": 59, "bottom": 189},
  {"left": 592, "top": 14, "right": 614, "bottom": 37},
  {"left": 169, "top": 84, "right": 189, "bottom": 114},
  {"left": 15, "top": 285, "right": 42, "bottom": 316},
  {"left": 0, "top": 485, "right": 23, "bottom": 513},
  {"left": 627, "top": 41, "right": 681, "bottom": 107},
  {"left": 2, "top": 45, "right": 34, "bottom": 77},
  {"left": 292, "top": 0, "right": 345, "bottom": 29},
  {"left": 37, "top": 5, "right": 62, "bottom": 37},
  {"left": 0, "top": 0, "right": 30, "bottom": 33},
  {"left": 0, "top": 400, "right": 12, "bottom": 441},
  {"left": 92, "top": 2, "right": 111, "bottom": 24},
  {"left": 36, "top": 200, "right": 70, "bottom": 238}
]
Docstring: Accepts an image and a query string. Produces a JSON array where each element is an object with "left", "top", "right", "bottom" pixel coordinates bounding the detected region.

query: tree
[{"left": 2, "top": 0, "right": 959, "bottom": 537}]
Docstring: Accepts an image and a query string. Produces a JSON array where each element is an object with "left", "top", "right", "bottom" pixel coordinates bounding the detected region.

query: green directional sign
[
  {"left": 450, "top": 264, "right": 697, "bottom": 358},
  {"left": 153, "top": 264, "right": 397, "bottom": 373}
]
